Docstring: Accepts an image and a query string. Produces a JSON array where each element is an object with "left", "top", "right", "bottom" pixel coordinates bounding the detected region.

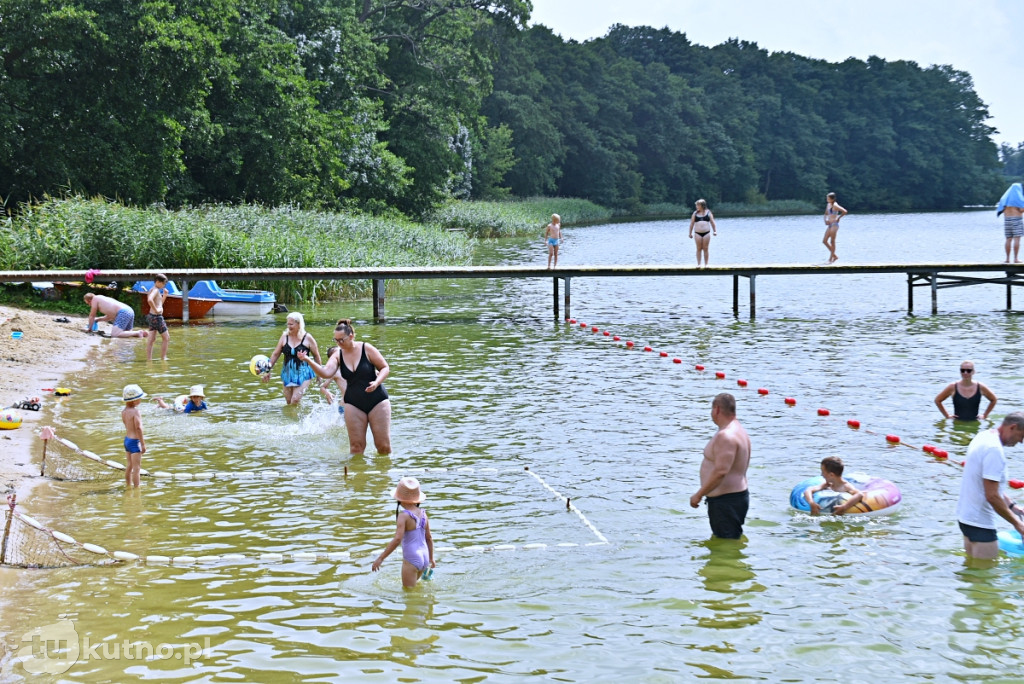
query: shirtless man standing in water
[{"left": 690, "top": 393, "right": 751, "bottom": 539}]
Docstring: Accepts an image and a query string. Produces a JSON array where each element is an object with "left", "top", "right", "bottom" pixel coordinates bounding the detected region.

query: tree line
[{"left": 0, "top": 2, "right": 1008, "bottom": 217}]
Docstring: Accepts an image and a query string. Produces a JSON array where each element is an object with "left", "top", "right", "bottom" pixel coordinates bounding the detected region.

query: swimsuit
[
  {"left": 826, "top": 206, "right": 840, "bottom": 227},
  {"left": 341, "top": 342, "right": 389, "bottom": 414},
  {"left": 112, "top": 307, "right": 136, "bottom": 331},
  {"left": 952, "top": 384, "right": 982, "bottom": 421},
  {"left": 146, "top": 313, "right": 168, "bottom": 334},
  {"left": 183, "top": 400, "right": 207, "bottom": 414},
  {"left": 280, "top": 333, "right": 316, "bottom": 387},
  {"left": 693, "top": 213, "right": 711, "bottom": 237},
  {"left": 547, "top": 237, "right": 560, "bottom": 246},
  {"left": 705, "top": 489, "right": 749, "bottom": 539},
  {"left": 399, "top": 507, "right": 430, "bottom": 571},
  {"left": 1005, "top": 215, "right": 1023, "bottom": 239},
  {"left": 123, "top": 437, "right": 142, "bottom": 454}
]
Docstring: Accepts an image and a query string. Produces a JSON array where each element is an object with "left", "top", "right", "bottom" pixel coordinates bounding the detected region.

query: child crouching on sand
[
  {"left": 121, "top": 384, "right": 147, "bottom": 487},
  {"left": 372, "top": 477, "right": 435, "bottom": 588}
]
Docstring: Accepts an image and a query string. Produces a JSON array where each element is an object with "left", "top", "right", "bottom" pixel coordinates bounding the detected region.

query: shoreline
[{"left": 0, "top": 305, "right": 102, "bottom": 501}]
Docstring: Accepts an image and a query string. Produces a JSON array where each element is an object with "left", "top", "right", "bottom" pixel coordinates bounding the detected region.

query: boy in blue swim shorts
[{"left": 121, "top": 384, "right": 147, "bottom": 487}]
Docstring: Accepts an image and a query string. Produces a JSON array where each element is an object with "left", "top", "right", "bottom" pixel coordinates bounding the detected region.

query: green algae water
[{"left": 4, "top": 211, "right": 1024, "bottom": 681}]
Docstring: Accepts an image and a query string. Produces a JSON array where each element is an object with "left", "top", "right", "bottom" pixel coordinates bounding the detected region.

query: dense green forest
[{"left": 0, "top": 1, "right": 1011, "bottom": 217}]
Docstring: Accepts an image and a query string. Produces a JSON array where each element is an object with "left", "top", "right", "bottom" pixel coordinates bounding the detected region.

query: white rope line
[
  {"left": 523, "top": 467, "right": 609, "bottom": 545},
  {"left": 44, "top": 432, "right": 522, "bottom": 479},
  {"left": 6, "top": 504, "right": 604, "bottom": 566}
]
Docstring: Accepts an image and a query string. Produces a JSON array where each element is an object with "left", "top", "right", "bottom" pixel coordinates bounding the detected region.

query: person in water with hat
[
  {"left": 154, "top": 385, "right": 208, "bottom": 413},
  {"left": 372, "top": 477, "right": 435, "bottom": 588},
  {"left": 121, "top": 384, "right": 147, "bottom": 487}
]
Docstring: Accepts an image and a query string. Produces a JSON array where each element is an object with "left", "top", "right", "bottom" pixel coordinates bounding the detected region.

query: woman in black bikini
[
  {"left": 298, "top": 319, "right": 392, "bottom": 454},
  {"left": 688, "top": 199, "right": 717, "bottom": 267}
]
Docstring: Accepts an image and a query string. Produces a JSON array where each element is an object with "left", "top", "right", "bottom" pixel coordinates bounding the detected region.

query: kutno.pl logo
[{"left": 17, "top": 617, "right": 211, "bottom": 675}]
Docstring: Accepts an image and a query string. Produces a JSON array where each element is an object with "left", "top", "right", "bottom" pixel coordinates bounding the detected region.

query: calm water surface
[{"left": 4, "top": 211, "right": 1024, "bottom": 682}]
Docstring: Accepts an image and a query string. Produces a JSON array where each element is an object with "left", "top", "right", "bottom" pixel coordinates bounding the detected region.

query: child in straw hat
[{"left": 372, "top": 477, "right": 435, "bottom": 587}]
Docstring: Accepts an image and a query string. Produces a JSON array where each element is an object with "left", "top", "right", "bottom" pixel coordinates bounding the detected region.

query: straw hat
[
  {"left": 122, "top": 384, "right": 146, "bottom": 402},
  {"left": 391, "top": 477, "right": 426, "bottom": 503},
  {"left": 189, "top": 385, "right": 205, "bottom": 398}
]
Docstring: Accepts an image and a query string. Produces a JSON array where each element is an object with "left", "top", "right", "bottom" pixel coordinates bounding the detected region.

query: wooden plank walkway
[{"left": 3, "top": 263, "right": 1024, "bottom": 319}]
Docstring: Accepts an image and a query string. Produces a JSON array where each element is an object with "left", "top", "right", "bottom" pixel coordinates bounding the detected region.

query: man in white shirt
[{"left": 956, "top": 412, "right": 1024, "bottom": 559}]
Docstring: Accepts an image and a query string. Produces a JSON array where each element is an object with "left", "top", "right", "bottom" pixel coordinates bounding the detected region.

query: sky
[{"left": 528, "top": 0, "right": 1024, "bottom": 147}]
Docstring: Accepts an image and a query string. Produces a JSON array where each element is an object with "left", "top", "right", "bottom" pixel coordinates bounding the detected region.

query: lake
[{"left": 3, "top": 210, "right": 1024, "bottom": 682}]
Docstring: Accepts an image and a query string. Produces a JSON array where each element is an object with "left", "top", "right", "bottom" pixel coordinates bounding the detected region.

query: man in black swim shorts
[{"left": 690, "top": 393, "right": 752, "bottom": 539}]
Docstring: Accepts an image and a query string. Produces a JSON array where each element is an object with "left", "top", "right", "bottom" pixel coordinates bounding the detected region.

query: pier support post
[
  {"left": 181, "top": 280, "right": 190, "bottom": 322},
  {"left": 372, "top": 279, "right": 385, "bottom": 320},
  {"left": 907, "top": 273, "right": 914, "bottom": 314},
  {"left": 749, "top": 274, "right": 756, "bottom": 318},
  {"left": 931, "top": 272, "right": 938, "bottom": 315},
  {"left": 733, "top": 275, "right": 739, "bottom": 316},
  {"left": 1008, "top": 271, "right": 1013, "bottom": 311},
  {"left": 563, "top": 277, "right": 571, "bottom": 320},
  {"left": 552, "top": 277, "right": 559, "bottom": 319}
]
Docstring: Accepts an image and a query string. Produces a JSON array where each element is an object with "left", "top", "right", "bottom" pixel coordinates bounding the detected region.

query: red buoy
[
  {"left": 933, "top": 449, "right": 949, "bottom": 459},
  {"left": 569, "top": 319, "right": 576, "bottom": 324},
  {"left": 603, "top": 331, "right": 610, "bottom": 336},
  {"left": 758, "top": 388, "right": 770, "bottom": 395},
  {"left": 886, "top": 434, "right": 900, "bottom": 443},
  {"left": 715, "top": 371, "right": 726, "bottom": 379},
  {"left": 625, "top": 341, "right": 634, "bottom": 347},
  {"left": 672, "top": 358, "right": 682, "bottom": 364},
  {"left": 591, "top": 326, "right": 599, "bottom": 332},
  {"left": 817, "top": 408, "right": 830, "bottom": 416},
  {"left": 643, "top": 346, "right": 653, "bottom": 352},
  {"left": 1010, "top": 479, "right": 1024, "bottom": 489},
  {"left": 659, "top": 351, "right": 668, "bottom": 357},
  {"left": 695, "top": 365, "right": 705, "bottom": 371},
  {"left": 579, "top": 322, "right": 587, "bottom": 328},
  {"left": 922, "top": 445, "right": 935, "bottom": 453},
  {"left": 784, "top": 397, "right": 796, "bottom": 405},
  {"left": 847, "top": 419, "right": 860, "bottom": 428},
  {"left": 737, "top": 379, "right": 748, "bottom": 387},
  {"left": 613, "top": 336, "right": 621, "bottom": 341}
]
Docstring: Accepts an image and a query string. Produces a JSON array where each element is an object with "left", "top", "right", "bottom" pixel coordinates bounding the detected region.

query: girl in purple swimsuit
[{"left": 372, "top": 477, "right": 435, "bottom": 588}]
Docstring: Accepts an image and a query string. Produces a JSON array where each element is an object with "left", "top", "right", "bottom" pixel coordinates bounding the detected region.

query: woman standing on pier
[
  {"left": 823, "top": 192, "right": 847, "bottom": 264},
  {"left": 688, "top": 199, "right": 717, "bottom": 267}
]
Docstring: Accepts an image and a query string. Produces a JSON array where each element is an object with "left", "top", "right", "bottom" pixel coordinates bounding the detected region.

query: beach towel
[{"left": 997, "top": 183, "right": 1024, "bottom": 216}]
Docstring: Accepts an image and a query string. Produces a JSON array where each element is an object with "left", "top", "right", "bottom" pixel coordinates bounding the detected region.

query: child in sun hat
[
  {"left": 372, "top": 476, "right": 435, "bottom": 588},
  {"left": 121, "top": 384, "right": 147, "bottom": 487},
  {"left": 154, "top": 385, "right": 208, "bottom": 413}
]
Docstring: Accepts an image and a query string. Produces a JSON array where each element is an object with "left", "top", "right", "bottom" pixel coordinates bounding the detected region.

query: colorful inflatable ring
[
  {"left": 0, "top": 409, "right": 23, "bottom": 430},
  {"left": 790, "top": 472, "right": 902, "bottom": 516},
  {"left": 998, "top": 530, "right": 1024, "bottom": 558},
  {"left": 173, "top": 395, "right": 189, "bottom": 413}
]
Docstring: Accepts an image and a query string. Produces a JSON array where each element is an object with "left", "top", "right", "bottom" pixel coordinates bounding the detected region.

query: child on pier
[{"left": 545, "top": 214, "right": 562, "bottom": 269}]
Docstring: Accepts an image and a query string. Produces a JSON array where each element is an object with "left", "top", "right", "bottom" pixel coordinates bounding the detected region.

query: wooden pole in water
[
  {"left": 931, "top": 272, "right": 938, "bottom": 315},
  {"left": 749, "top": 274, "right": 757, "bottom": 318},
  {"left": 907, "top": 273, "right": 914, "bottom": 314},
  {"left": 373, "top": 279, "right": 385, "bottom": 321},
  {"left": 181, "top": 280, "right": 190, "bottom": 323},
  {"left": 563, "top": 277, "right": 571, "bottom": 320},
  {"left": 1007, "top": 271, "right": 1013, "bottom": 311},
  {"left": 552, "top": 277, "right": 559, "bottom": 319},
  {"left": 1, "top": 494, "right": 16, "bottom": 565},
  {"left": 733, "top": 275, "right": 739, "bottom": 316}
]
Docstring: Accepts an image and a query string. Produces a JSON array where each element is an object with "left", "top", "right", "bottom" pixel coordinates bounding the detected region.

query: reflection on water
[{"left": 5, "top": 212, "right": 1024, "bottom": 680}]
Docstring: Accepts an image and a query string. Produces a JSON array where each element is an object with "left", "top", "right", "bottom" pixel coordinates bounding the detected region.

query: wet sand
[{"left": 0, "top": 305, "right": 103, "bottom": 499}]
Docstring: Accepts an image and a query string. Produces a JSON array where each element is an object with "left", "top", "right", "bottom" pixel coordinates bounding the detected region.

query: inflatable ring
[
  {"left": 0, "top": 409, "right": 23, "bottom": 430},
  {"left": 998, "top": 530, "right": 1024, "bottom": 557},
  {"left": 173, "top": 395, "right": 189, "bottom": 413},
  {"left": 249, "top": 354, "right": 271, "bottom": 377},
  {"left": 790, "top": 472, "right": 902, "bottom": 516}
]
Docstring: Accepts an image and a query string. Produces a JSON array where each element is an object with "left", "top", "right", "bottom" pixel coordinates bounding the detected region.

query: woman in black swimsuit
[
  {"left": 688, "top": 199, "right": 717, "bottom": 267},
  {"left": 934, "top": 360, "right": 998, "bottom": 421},
  {"left": 299, "top": 319, "right": 392, "bottom": 454}
]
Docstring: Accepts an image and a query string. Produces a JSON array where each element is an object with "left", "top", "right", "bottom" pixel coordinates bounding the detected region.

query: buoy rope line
[
  {"left": 40, "top": 431, "right": 523, "bottom": 481},
  {"left": 524, "top": 467, "right": 609, "bottom": 544},
  {"left": 2, "top": 486, "right": 608, "bottom": 569},
  {"left": 564, "top": 317, "right": 1024, "bottom": 490}
]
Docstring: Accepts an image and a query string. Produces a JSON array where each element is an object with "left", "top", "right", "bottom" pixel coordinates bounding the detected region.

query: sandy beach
[{"left": 0, "top": 305, "right": 102, "bottom": 500}]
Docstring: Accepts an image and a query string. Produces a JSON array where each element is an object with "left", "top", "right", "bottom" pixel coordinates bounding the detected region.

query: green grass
[
  {"left": 1, "top": 197, "right": 475, "bottom": 302},
  {"left": 426, "top": 197, "right": 613, "bottom": 237}
]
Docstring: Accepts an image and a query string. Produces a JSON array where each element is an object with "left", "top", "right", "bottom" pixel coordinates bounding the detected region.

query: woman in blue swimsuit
[
  {"left": 299, "top": 318, "right": 392, "bottom": 454},
  {"left": 262, "top": 312, "right": 322, "bottom": 405}
]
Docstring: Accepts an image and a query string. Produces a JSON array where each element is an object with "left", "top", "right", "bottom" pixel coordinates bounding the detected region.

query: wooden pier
[{"left": 3, "top": 263, "right": 1024, "bottom": 320}]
